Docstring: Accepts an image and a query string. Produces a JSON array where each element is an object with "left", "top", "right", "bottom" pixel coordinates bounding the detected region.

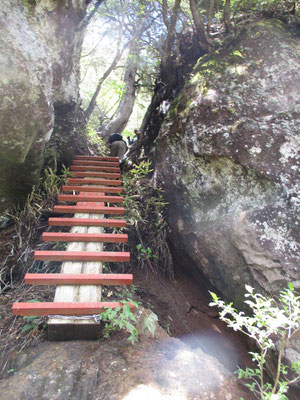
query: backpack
[{"left": 109, "top": 133, "right": 123, "bottom": 144}]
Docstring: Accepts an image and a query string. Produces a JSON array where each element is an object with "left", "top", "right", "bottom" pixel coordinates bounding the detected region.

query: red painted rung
[
  {"left": 67, "top": 178, "right": 122, "bottom": 186},
  {"left": 70, "top": 171, "right": 121, "bottom": 178},
  {"left": 48, "top": 218, "right": 126, "bottom": 227},
  {"left": 62, "top": 185, "right": 123, "bottom": 193},
  {"left": 12, "top": 301, "right": 136, "bottom": 316},
  {"left": 73, "top": 160, "right": 119, "bottom": 166},
  {"left": 34, "top": 251, "right": 130, "bottom": 262},
  {"left": 42, "top": 232, "right": 128, "bottom": 243},
  {"left": 74, "top": 156, "right": 119, "bottom": 161},
  {"left": 24, "top": 273, "right": 133, "bottom": 285},
  {"left": 70, "top": 166, "right": 120, "bottom": 173},
  {"left": 53, "top": 205, "right": 125, "bottom": 214},
  {"left": 58, "top": 194, "right": 123, "bottom": 203}
]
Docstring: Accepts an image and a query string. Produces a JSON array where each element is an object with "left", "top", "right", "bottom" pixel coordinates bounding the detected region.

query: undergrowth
[{"left": 122, "top": 160, "right": 173, "bottom": 278}]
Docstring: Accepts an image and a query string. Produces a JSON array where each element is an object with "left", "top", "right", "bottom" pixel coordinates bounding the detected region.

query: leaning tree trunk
[{"left": 101, "top": 20, "right": 146, "bottom": 141}]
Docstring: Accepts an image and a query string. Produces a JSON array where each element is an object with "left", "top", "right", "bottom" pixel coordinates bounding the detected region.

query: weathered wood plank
[
  {"left": 48, "top": 217, "right": 126, "bottom": 227},
  {"left": 12, "top": 301, "right": 136, "bottom": 316},
  {"left": 70, "top": 166, "right": 120, "bottom": 172},
  {"left": 57, "top": 194, "right": 123, "bottom": 203},
  {"left": 70, "top": 171, "right": 121, "bottom": 178},
  {"left": 74, "top": 156, "right": 119, "bottom": 161},
  {"left": 34, "top": 251, "right": 130, "bottom": 262},
  {"left": 42, "top": 232, "right": 128, "bottom": 242},
  {"left": 67, "top": 178, "right": 122, "bottom": 186},
  {"left": 62, "top": 185, "right": 123, "bottom": 193},
  {"left": 24, "top": 273, "right": 133, "bottom": 285},
  {"left": 53, "top": 205, "right": 125, "bottom": 214}
]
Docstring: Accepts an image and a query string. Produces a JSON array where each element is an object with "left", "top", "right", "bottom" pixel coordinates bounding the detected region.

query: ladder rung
[
  {"left": 67, "top": 178, "right": 122, "bottom": 186},
  {"left": 12, "top": 301, "right": 136, "bottom": 316},
  {"left": 70, "top": 172, "right": 121, "bottom": 178},
  {"left": 48, "top": 218, "right": 126, "bottom": 227},
  {"left": 42, "top": 232, "right": 128, "bottom": 242},
  {"left": 74, "top": 156, "right": 119, "bottom": 161},
  {"left": 72, "top": 160, "right": 119, "bottom": 166},
  {"left": 70, "top": 166, "right": 120, "bottom": 172},
  {"left": 34, "top": 250, "right": 130, "bottom": 262},
  {"left": 24, "top": 273, "right": 133, "bottom": 285},
  {"left": 53, "top": 205, "right": 125, "bottom": 214},
  {"left": 62, "top": 185, "right": 123, "bottom": 193},
  {"left": 57, "top": 194, "right": 123, "bottom": 203}
]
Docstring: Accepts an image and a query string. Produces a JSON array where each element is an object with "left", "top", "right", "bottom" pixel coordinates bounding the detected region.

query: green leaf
[
  {"left": 143, "top": 312, "right": 158, "bottom": 338},
  {"left": 288, "top": 282, "right": 294, "bottom": 291},
  {"left": 209, "top": 292, "right": 219, "bottom": 302}
]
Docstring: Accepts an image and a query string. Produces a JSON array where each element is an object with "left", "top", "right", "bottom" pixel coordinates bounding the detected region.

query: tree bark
[
  {"left": 189, "top": 0, "right": 212, "bottom": 50},
  {"left": 84, "top": 0, "right": 129, "bottom": 122},
  {"left": 224, "top": 0, "right": 231, "bottom": 33},
  {"left": 207, "top": 0, "right": 215, "bottom": 33},
  {"left": 102, "top": 19, "right": 146, "bottom": 139}
]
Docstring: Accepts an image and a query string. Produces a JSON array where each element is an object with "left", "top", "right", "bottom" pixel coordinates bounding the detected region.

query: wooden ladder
[{"left": 12, "top": 155, "right": 135, "bottom": 340}]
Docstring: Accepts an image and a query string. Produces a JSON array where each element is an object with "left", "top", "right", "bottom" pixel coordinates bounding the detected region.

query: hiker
[
  {"left": 108, "top": 133, "right": 127, "bottom": 159},
  {"left": 127, "top": 129, "right": 140, "bottom": 146}
]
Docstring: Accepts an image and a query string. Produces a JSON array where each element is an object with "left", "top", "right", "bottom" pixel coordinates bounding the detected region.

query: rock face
[
  {"left": 155, "top": 20, "right": 299, "bottom": 306},
  {"left": 0, "top": 328, "right": 252, "bottom": 400},
  {"left": 0, "top": 0, "right": 89, "bottom": 216}
]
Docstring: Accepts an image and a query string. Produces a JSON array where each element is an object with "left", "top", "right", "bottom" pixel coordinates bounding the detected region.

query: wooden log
[
  {"left": 42, "top": 232, "right": 128, "bottom": 243},
  {"left": 67, "top": 178, "right": 122, "bottom": 186},
  {"left": 48, "top": 217, "right": 126, "bottom": 227},
  {"left": 34, "top": 251, "right": 130, "bottom": 262},
  {"left": 57, "top": 194, "right": 123, "bottom": 203},
  {"left": 53, "top": 205, "right": 125, "bottom": 214},
  {"left": 12, "top": 301, "right": 136, "bottom": 316},
  {"left": 62, "top": 185, "right": 123, "bottom": 193},
  {"left": 25, "top": 273, "right": 133, "bottom": 285}
]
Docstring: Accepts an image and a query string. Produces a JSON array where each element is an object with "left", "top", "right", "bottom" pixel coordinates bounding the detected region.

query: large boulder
[
  {"left": 155, "top": 19, "right": 299, "bottom": 313},
  {"left": 0, "top": 0, "right": 89, "bottom": 217}
]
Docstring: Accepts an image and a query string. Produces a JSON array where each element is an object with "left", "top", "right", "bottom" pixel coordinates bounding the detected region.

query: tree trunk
[
  {"left": 224, "top": 0, "right": 231, "bottom": 33},
  {"left": 101, "top": 20, "right": 146, "bottom": 140},
  {"left": 189, "top": 0, "right": 212, "bottom": 50}
]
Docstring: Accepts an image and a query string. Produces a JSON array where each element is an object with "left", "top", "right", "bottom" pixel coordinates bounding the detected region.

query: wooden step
[
  {"left": 25, "top": 273, "right": 133, "bottom": 285},
  {"left": 67, "top": 178, "right": 122, "bottom": 186},
  {"left": 62, "top": 185, "right": 123, "bottom": 193},
  {"left": 70, "top": 166, "right": 120, "bottom": 172},
  {"left": 70, "top": 171, "right": 121, "bottom": 179},
  {"left": 42, "top": 232, "right": 128, "bottom": 242},
  {"left": 53, "top": 205, "right": 125, "bottom": 214},
  {"left": 12, "top": 301, "right": 136, "bottom": 316},
  {"left": 73, "top": 160, "right": 119, "bottom": 166},
  {"left": 57, "top": 194, "right": 124, "bottom": 203},
  {"left": 48, "top": 218, "right": 126, "bottom": 227},
  {"left": 34, "top": 251, "right": 130, "bottom": 262},
  {"left": 74, "top": 156, "right": 119, "bottom": 162}
]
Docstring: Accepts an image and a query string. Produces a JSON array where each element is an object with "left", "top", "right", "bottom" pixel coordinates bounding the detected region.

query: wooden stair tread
[
  {"left": 73, "top": 160, "right": 120, "bottom": 166},
  {"left": 70, "top": 171, "right": 121, "bottom": 178},
  {"left": 34, "top": 250, "right": 130, "bottom": 261},
  {"left": 67, "top": 178, "right": 122, "bottom": 186},
  {"left": 53, "top": 205, "right": 125, "bottom": 214},
  {"left": 70, "top": 166, "right": 120, "bottom": 172},
  {"left": 62, "top": 185, "right": 123, "bottom": 193},
  {"left": 74, "top": 156, "right": 119, "bottom": 161},
  {"left": 42, "top": 232, "right": 128, "bottom": 242},
  {"left": 57, "top": 194, "right": 123, "bottom": 203},
  {"left": 48, "top": 217, "right": 126, "bottom": 227},
  {"left": 25, "top": 273, "right": 133, "bottom": 285},
  {"left": 12, "top": 301, "right": 136, "bottom": 316}
]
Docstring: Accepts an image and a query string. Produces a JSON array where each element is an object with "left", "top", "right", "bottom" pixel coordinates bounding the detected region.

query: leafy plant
[
  {"left": 101, "top": 301, "right": 139, "bottom": 344},
  {"left": 209, "top": 284, "right": 300, "bottom": 400},
  {"left": 101, "top": 301, "right": 158, "bottom": 344},
  {"left": 85, "top": 126, "right": 109, "bottom": 155},
  {"left": 136, "top": 244, "right": 158, "bottom": 260}
]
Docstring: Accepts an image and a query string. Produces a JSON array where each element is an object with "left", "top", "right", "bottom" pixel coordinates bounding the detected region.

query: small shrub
[{"left": 209, "top": 284, "right": 300, "bottom": 400}]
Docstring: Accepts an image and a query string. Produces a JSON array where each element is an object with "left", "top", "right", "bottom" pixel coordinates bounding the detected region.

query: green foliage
[
  {"left": 101, "top": 301, "right": 158, "bottom": 344},
  {"left": 85, "top": 126, "right": 108, "bottom": 155},
  {"left": 210, "top": 284, "right": 300, "bottom": 399},
  {"left": 101, "top": 302, "right": 139, "bottom": 344},
  {"left": 122, "top": 160, "right": 172, "bottom": 277}
]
